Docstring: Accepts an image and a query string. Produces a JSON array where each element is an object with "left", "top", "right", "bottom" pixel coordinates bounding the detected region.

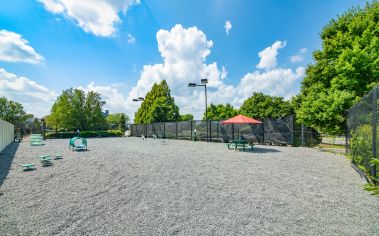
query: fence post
[
  {"left": 301, "top": 123, "right": 305, "bottom": 147},
  {"left": 232, "top": 124, "right": 235, "bottom": 140},
  {"left": 291, "top": 115, "right": 294, "bottom": 145},
  {"left": 190, "top": 121, "right": 193, "bottom": 140},
  {"left": 345, "top": 111, "right": 349, "bottom": 154},
  {"left": 262, "top": 120, "right": 265, "bottom": 144},
  {"left": 372, "top": 89, "right": 377, "bottom": 182},
  {"left": 176, "top": 122, "right": 178, "bottom": 139},
  {"left": 163, "top": 123, "right": 166, "bottom": 136},
  {"left": 209, "top": 120, "right": 212, "bottom": 142},
  {"left": 217, "top": 122, "right": 219, "bottom": 140}
]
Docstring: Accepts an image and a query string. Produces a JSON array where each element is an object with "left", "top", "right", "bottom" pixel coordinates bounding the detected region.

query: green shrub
[
  {"left": 45, "top": 130, "right": 123, "bottom": 139},
  {"left": 350, "top": 124, "right": 378, "bottom": 183}
]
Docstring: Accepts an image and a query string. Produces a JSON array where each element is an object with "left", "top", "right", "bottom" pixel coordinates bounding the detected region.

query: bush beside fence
[
  {"left": 347, "top": 85, "right": 379, "bottom": 184},
  {"left": 0, "top": 119, "right": 14, "bottom": 152}
]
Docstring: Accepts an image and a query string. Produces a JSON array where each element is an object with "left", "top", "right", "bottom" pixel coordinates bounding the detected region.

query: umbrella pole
[{"left": 232, "top": 124, "right": 234, "bottom": 140}]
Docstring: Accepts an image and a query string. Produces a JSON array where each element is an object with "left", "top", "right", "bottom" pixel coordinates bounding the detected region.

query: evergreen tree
[
  {"left": 134, "top": 80, "right": 180, "bottom": 123},
  {"left": 106, "top": 113, "right": 129, "bottom": 131},
  {"left": 119, "top": 113, "right": 127, "bottom": 132}
]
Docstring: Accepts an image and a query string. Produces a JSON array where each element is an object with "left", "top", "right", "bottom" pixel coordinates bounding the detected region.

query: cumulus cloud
[
  {"left": 256, "top": 40, "right": 286, "bottom": 71},
  {"left": 77, "top": 82, "right": 131, "bottom": 114},
  {"left": 127, "top": 34, "right": 136, "bottom": 43},
  {"left": 224, "top": 20, "right": 232, "bottom": 35},
  {"left": 120, "top": 26, "right": 306, "bottom": 120},
  {"left": 38, "top": 0, "right": 140, "bottom": 37},
  {"left": 124, "top": 24, "right": 230, "bottom": 119},
  {"left": 0, "top": 68, "right": 57, "bottom": 117},
  {"left": 0, "top": 30, "right": 44, "bottom": 64},
  {"left": 68, "top": 26, "right": 303, "bottom": 120},
  {"left": 236, "top": 67, "right": 305, "bottom": 104},
  {"left": 289, "top": 48, "right": 307, "bottom": 63}
]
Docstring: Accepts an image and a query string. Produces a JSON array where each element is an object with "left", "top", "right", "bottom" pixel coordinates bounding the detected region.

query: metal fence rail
[
  {"left": 0, "top": 119, "right": 14, "bottom": 152},
  {"left": 130, "top": 115, "right": 319, "bottom": 146},
  {"left": 347, "top": 85, "right": 379, "bottom": 183}
]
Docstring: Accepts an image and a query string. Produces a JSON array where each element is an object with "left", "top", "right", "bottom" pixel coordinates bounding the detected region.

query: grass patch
[
  {"left": 363, "top": 183, "right": 379, "bottom": 196},
  {"left": 317, "top": 143, "right": 345, "bottom": 149}
]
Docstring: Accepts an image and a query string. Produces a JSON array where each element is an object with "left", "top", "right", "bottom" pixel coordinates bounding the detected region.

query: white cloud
[
  {"left": 0, "top": 30, "right": 44, "bottom": 64},
  {"left": 124, "top": 24, "right": 229, "bottom": 119},
  {"left": 256, "top": 40, "right": 286, "bottom": 71},
  {"left": 289, "top": 48, "right": 307, "bottom": 63},
  {"left": 65, "top": 26, "right": 302, "bottom": 121},
  {"left": 77, "top": 82, "right": 131, "bottom": 114},
  {"left": 38, "top": 0, "right": 140, "bottom": 37},
  {"left": 236, "top": 67, "right": 305, "bottom": 105},
  {"left": 120, "top": 26, "right": 306, "bottom": 120},
  {"left": 0, "top": 68, "right": 56, "bottom": 117},
  {"left": 127, "top": 34, "right": 136, "bottom": 43},
  {"left": 224, "top": 20, "right": 232, "bottom": 35}
]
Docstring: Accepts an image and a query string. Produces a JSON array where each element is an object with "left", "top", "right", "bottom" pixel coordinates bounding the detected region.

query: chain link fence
[
  {"left": 130, "top": 115, "right": 320, "bottom": 146},
  {"left": 347, "top": 85, "right": 379, "bottom": 184}
]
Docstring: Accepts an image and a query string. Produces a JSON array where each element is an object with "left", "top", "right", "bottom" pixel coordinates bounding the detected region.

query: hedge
[{"left": 45, "top": 130, "right": 123, "bottom": 139}]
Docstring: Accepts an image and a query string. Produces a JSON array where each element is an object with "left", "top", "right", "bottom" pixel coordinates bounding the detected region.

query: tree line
[
  {"left": 133, "top": 2, "right": 379, "bottom": 135},
  {"left": 46, "top": 88, "right": 129, "bottom": 132},
  {"left": 1, "top": 2, "right": 377, "bottom": 135}
]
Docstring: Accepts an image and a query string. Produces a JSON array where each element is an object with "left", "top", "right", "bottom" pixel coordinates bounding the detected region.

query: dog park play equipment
[
  {"left": 21, "top": 164, "right": 35, "bottom": 171},
  {"left": 30, "top": 134, "right": 43, "bottom": 146},
  {"left": 69, "top": 137, "right": 87, "bottom": 151}
]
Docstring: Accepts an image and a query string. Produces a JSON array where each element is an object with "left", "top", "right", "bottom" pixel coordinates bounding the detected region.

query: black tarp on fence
[{"left": 130, "top": 115, "right": 319, "bottom": 146}]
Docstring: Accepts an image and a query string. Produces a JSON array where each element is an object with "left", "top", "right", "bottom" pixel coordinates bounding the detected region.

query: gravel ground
[{"left": 0, "top": 137, "right": 378, "bottom": 235}]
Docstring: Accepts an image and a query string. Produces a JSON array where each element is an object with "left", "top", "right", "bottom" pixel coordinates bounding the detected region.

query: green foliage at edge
[{"left": 296, "top": 2, "right": 379, "bottom": 134}]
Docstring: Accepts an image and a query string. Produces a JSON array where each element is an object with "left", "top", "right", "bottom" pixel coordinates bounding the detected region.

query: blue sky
[{"left": 0, "top": 0, "right": 366, "bottom": 119}]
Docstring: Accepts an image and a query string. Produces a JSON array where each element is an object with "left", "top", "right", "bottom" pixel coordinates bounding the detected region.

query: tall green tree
[
  {"left": 134, "top": 80, "right": 180, "bottom": 123},
  {"left": 106, "top": 113, "right": 129, "bottom": 131},
  {"left": 0, "top": 97, "right": 33, "bottom": 125},
  {"left": 119, "top": 113, "right": 127, "bottom": 132},
  {"left": 179, "top": 114, "right": 194, "bottom": 121},
  {"left": 203, "top": 103, "right": 237, "bottom": 120},
  {"left": 296, "top": 2, "right": 379, "bottom": 134},
  {"left": 47, "top": 88, "right": 107, "bottom": 131},
  {"left": 239, "top": 92, "right": 293, "bottom": 119}
]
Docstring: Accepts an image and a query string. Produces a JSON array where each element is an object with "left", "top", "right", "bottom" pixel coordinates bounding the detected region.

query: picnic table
[{"left": 227, "top": 139, "right": 253, "bottom": 152}]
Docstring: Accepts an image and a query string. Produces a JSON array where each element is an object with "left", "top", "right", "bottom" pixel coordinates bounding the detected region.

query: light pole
[
  {"left": 133, "top": 97, "right": 147, "bottom": 138},
  {"left": 188, "top": 78, "right": 209, "bottom": 142}
]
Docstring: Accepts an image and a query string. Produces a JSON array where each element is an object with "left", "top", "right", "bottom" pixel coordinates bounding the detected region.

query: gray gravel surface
[{"left": 0, "top": 137, "right": 378, "bottom": 235}]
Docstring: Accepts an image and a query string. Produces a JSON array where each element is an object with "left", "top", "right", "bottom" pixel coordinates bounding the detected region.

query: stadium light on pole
[
  {"left": 133, "top": 97, "right": 147, "bottom": 138},
  {"left": 188, "top": 78, "right": 209, "bottom": 142}
]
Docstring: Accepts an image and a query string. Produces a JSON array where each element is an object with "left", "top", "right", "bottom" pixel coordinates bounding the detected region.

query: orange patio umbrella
[{"left": 221, "top": 114, "right": 262, "bottom": 124}]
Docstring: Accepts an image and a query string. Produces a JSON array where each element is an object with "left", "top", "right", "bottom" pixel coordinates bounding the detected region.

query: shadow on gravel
[
  {"left": 0, "top": 142, "right": 20, "bottom": 187},
  {"left": 249, "top": 146, "right": 281, "bottom": 153}
]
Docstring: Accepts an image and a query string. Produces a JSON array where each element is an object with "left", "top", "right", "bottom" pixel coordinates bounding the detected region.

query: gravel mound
[{"left": 1, "top": 137, "right": 378, "bottom": 235}]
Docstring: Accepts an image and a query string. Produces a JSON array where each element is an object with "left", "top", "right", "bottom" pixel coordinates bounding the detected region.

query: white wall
[{"left": 0, "top": 119, "right": 14, "bottom": 152}]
